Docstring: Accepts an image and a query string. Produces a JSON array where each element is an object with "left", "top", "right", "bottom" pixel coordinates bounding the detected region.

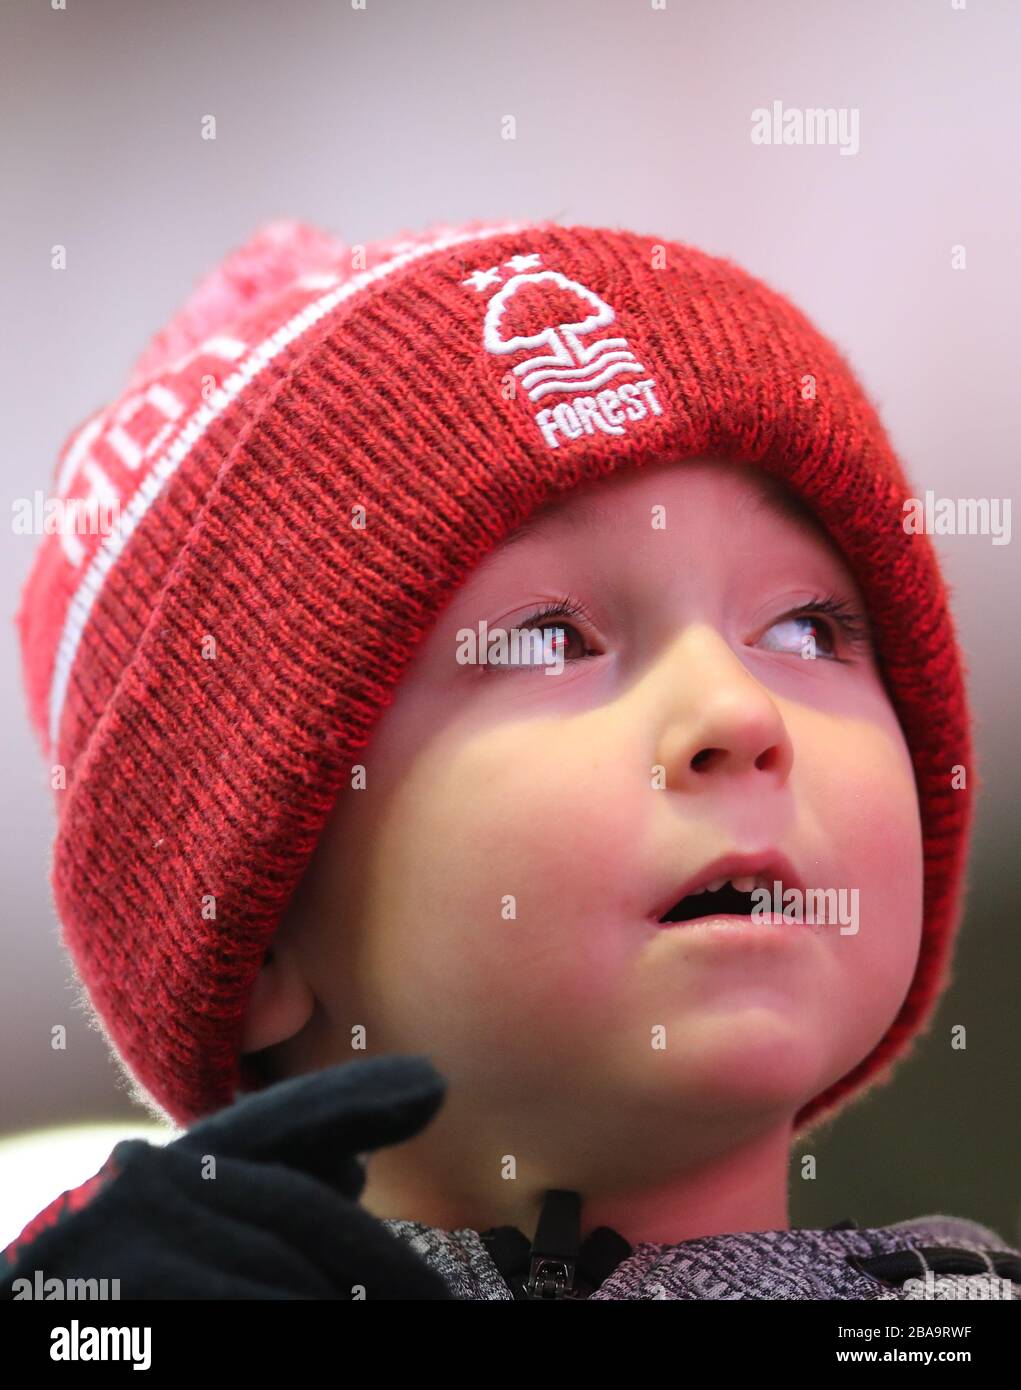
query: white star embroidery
[
  {"left": 462, "top": 265, "right": 504, "bottom": 292},
  {"left": 504, "top": 253, "right": 542, "bottom": 273}
]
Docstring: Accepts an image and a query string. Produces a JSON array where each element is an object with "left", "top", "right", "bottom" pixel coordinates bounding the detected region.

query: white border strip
[{"left": 48, "top": 220, "right": 533, "bottom": 755}]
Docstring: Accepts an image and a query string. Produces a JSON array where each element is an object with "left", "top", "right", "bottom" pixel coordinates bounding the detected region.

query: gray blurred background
[{"left": 1, "top": 0, "right": 1017, "bottom": 1243}]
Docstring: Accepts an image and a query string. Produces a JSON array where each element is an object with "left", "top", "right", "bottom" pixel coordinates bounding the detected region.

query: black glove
[{"left": 1, "top": 1054, "right": 455, "bottom": 1299}]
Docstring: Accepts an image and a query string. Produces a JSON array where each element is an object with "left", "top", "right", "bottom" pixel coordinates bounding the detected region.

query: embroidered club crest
[{"left": 462, "top": 254, "right": 664, "bottom": 449}]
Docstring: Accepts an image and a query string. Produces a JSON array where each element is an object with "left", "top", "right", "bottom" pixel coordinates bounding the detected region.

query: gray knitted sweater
[{"left": 381, "top": 1212, "right": 1021, "bottom": 1300}]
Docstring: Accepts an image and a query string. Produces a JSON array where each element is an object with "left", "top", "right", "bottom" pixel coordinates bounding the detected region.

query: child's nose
[{"left": 651, "top": 628, "right": 795, "bottom": 792}]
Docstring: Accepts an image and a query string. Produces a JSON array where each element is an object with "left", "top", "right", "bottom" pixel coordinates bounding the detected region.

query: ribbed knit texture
[{"left": 15, "top": 217, "right": 974, "bottom": 1133}]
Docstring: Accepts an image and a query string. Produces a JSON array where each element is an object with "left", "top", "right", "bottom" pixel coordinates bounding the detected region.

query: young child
[{"left": 4, "top": 218, "right": 1018, "bottom": 1301}]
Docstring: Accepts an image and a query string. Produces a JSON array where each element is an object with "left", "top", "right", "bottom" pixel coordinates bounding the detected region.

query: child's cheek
[
  {"left": 370, "top": 721, "right": 643, "bottom": 1046},
  {"left": 798, "top": 713, "right": 925, "bottom": 1010}
]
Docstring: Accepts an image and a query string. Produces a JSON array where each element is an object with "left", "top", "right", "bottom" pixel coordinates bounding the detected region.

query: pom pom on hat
[{"left": 126, "top": 219, "right": 349, "bottom": 389}]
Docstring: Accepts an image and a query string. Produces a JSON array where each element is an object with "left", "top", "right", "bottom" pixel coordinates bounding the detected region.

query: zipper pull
[{"left": 525, "top": 1189, "right": 581, "bottom": 1299}]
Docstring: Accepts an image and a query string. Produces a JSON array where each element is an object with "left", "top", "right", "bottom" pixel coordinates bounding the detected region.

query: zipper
[{"left": 524, "top": 1189, "right": 582, "bottom": 1300}]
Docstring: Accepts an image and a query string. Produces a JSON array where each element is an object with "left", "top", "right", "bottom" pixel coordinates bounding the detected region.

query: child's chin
[{"left": 669, "top": 1012, "right": 836, "bottom": 1114}]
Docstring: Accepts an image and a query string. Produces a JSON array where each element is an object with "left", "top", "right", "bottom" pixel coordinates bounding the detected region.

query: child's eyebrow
[
  {"left": 499, "top": 494, "right": 615, "bottom": 549},
  {"left": 741, "top": 480, "right": 823, "bottom": 532},
  {"left": 498, "top": 476, "right": 817, "bottom": 550}
]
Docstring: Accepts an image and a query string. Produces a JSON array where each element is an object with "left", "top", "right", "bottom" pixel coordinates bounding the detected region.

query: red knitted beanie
[{"left": 15, "top": 217, "right": 974, "bottom": 1136}]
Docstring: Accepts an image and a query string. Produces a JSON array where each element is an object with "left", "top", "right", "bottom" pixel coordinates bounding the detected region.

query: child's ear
[{"left": 241, "top": 941, "right": 316, "bottom": 1054}]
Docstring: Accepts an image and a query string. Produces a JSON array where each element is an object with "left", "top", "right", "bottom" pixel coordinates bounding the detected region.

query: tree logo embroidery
[{"left": 462, "top": 254, "right": 664, "bottom": 449}]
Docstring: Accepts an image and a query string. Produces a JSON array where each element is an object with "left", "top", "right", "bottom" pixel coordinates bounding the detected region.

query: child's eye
[
  {"left": 516, "top": 598, "right": 600, "bottom": 664},
  {"left": 520, "top": 619, "right": 590, "bottom": 663},
  {"left": 485, "top": 590, "right": 869, "bottom": 673},
  {"left": 760, "top": 613, "right": 839, "bottom": 658},
  {"left": 489, "top": 594, "right": 601, "bottom": 669},
  {"left": 758, "top": 595, "right": 870, "bottom": 663}
]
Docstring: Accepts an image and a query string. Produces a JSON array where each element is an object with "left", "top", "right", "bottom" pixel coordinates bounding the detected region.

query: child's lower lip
[{"left": 656, "top": 913, "right": 819, "bottom": 936}]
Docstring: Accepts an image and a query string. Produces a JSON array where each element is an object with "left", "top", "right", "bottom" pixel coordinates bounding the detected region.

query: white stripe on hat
[{"left": 47, "top": 220, "right": 534, "bottom": 757}]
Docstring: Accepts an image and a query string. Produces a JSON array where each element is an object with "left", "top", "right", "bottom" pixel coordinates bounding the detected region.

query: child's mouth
[
  {"left": 652, "top": 850, "right": 804, "bottom": 927},
  {"left": 659, "top": 879, "right": 763, "bottom": 924}
]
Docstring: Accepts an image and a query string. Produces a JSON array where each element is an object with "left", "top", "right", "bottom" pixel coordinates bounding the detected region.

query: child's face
[{"left": 268, "top": 458, "right": 923, "bottom": 1213}]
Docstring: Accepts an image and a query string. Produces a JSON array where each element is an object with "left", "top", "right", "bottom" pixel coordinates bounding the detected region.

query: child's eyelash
[
  {"left": 520, "top": 593, "right": 596, "bottom": 632},
  {"left": 513, "top": 590, "right": 871, "bottom": 660},
  {"left": 786, "top": 591, "right": 871, "bottom": 652}
]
